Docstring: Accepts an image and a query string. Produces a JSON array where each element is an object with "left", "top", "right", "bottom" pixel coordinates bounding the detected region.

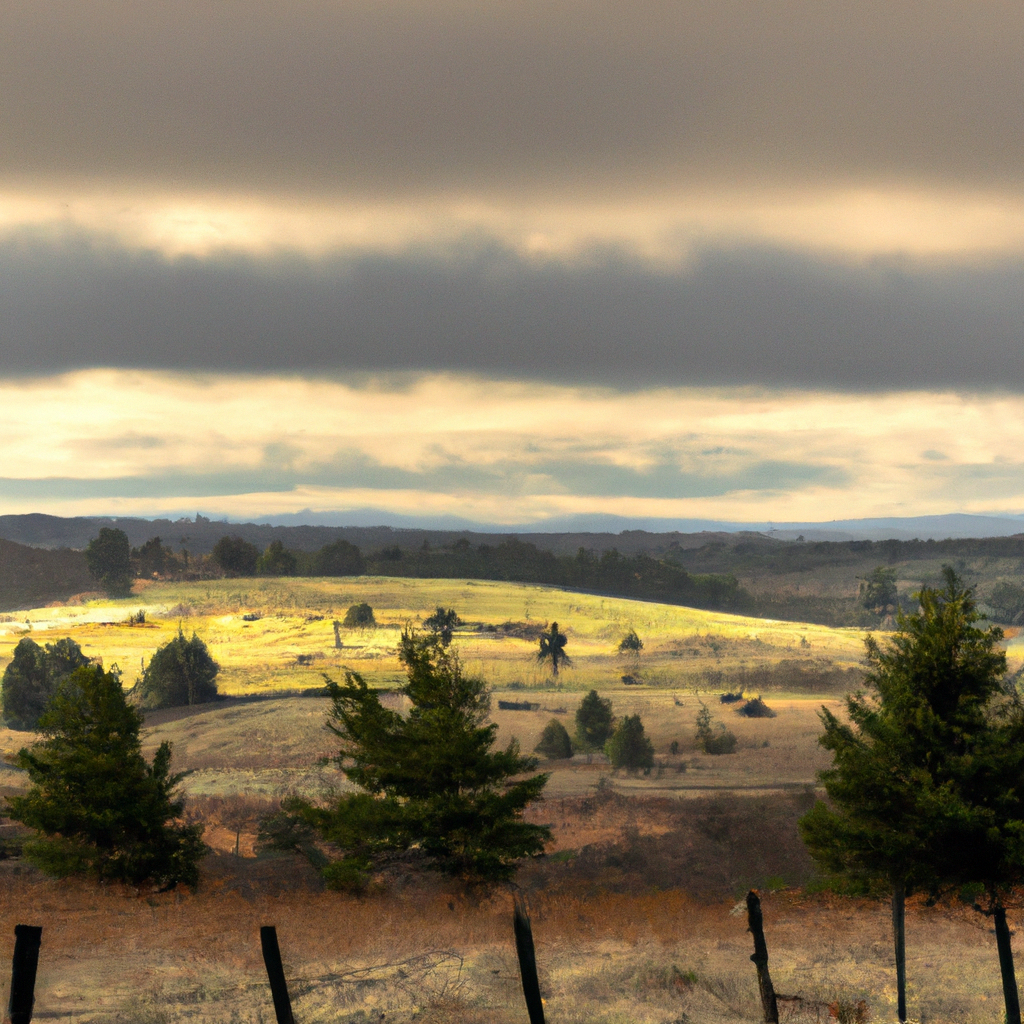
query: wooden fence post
[
  {"left": 746, "top": 891, "right": 779, "bottom": 1024},
  {"left": 260, "top": 926, "right": 296, "bottom": 1024},
  {"left": 513, "top": 896, "right": 545, "bottom": 1024},
  {"left": 7, "top": 925, "right": 42, "bottom": 1024}
]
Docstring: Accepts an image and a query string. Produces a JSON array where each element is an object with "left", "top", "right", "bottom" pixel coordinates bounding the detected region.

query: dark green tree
[
  {"left": 800, "top": 568, "right": 1010, "bottom": 1023},
  {"left": 211, "top": 535, "right": 260, "bottom": 575},
  {"left": 5, "top": 666, "right": 206, "bottom": 888},
  {"left": 860, "top": 565, "right": 898, "bottom": 612},
  {"left": 537, "top": 621, "right": 570, "bottom": 677},
  {"left": 257, "top": 540, "right": 298, "bottom": 576},
  {"left": 534, "top": 719, "right": 574, "bottom": 760},
  {"left": 313, "top": 539, "right": 366, "bottom": 576},
  {"left": 617, "top": 629, "right": 643, "bottom": 656},
  {"left": 84, "top": 527, "right": 133, "bottom": 597},
  {"left": 605, "top": 714, "right": 654, "bottom": 772},
  {"left": 343, "top": 602, "right": 376, "bottom": 627},
  {"left": 141, "top": 629, "right": 219, "bottom": 709},
  {"left": 134, "top": 536, "right": 173, "bottom": 577},
  {"left": 423, "top": 606, "right": 460, "bottom": 647},
  {"left": 264, "top": 631, "right": 550, "bottom": 889},
  {"left": 1, "top": 636, "right": 90, "bottom": 730},
  {"left": 694, "top": 701, "right": 737, "bottom": 754},
  {"left": 574, "top": 689, "right": 614, "bottom": 752}
]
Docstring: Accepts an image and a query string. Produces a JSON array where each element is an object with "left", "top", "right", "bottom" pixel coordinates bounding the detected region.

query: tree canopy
[
  {"left": 141, "top": 630, "right": 219, "bottom": 709},
  {"left": 574, "top": 689, "right": 614, "bottom": 752},
  {"left": 84, "top": 528, "right": 132, "bottom": 597},
  {"left": 262, "top": 630, "right": 550, "bottom": 889},
  {"left": 257, "top": 540, "right": 298, "bottom": 576},
  {"left": 423, "top": 606, "right": 460, "bottom": 646},
  {"left": 5, "top": 665, "right": 205, "bottom": 888},
  {"left": 1, "top": 636, "right": 91, "bottom": 730},
  {"left": 605, "top": 714, "right": 654, "bottom": 772},
  {"left": 211, "top": 535, "right": 260, "bottom": 576}
]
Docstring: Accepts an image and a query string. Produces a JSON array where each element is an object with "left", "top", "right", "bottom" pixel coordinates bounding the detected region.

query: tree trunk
[
  {"left": 993, "top": 905, "right": 1021, "bottom": 1024},
  {"left": 746, "top": 890, "right": 779, "bottom": 1024},
  {"left": 892, "top": 880, "right": 907, "bottom": 1023}
]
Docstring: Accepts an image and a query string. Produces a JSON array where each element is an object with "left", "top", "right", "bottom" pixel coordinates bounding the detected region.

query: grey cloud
[
  {"left": 1, "top": 233, "right": 1024, "bottom": 389},
  {"left": 1, "top": 0, "right": 1024, "bottom": 193}
]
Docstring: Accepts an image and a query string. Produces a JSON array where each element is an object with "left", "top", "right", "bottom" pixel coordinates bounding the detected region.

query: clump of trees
[
  {"left": 259, "top": 631, "right": 550, "bottom": 889},
  {"left": 800, "top": 568, "right": 1024, "bottom": 1024},
  {"left": 423, "top": 606, "right": 460, "bottom": 646},
  {"left": 257, "top": 540, "right": 298, "bottom": 576},
  {"left": 141, "top": 630, "right": 219, "bottom": 709},
  {"left": 312, "top": 539, "right": 365, "bottom": 576},
  {"left": 859, "top": 565, "right": 898, "bottom": 614},
  {"left": 5, "top": 665, "right": 206, "bottom": 888},
  {"left": 1, "top": 636, "right": 90, "bottom": 730},
  {"left": 534, "top": 719, "right": 574, "bottom": 760},
  {"left": 343, "top": 602, "right": 375, "bottom": 628},
  {"left": 211, "top": 536, "right": 260, "bottom": 576},
  {"left": 85, "top": 528, "right": 133, "bottom": 597}
]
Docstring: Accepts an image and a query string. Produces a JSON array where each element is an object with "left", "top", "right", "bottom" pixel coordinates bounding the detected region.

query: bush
[
  {"left": 141, "top": 630, "right": 219, "bottom": 709},
  {"left": 5, "top": 665, "right": 206, "bottom": 888},
  {"left": 1, "top": 636, "right": 90, "bottom": 730},
  {"left": 535, "top": 719, "right": 574, "bottom": 760},
  {"left": 211, "top": 535, "right": 259, "bottom": 576},
  {"left": 695, "top": 702, "right": 738, "bottom": 755},
  {"left": 606, "top": 714, "right": 655, "bottom": 772},
  {"left": 313, "top": 539, "right": 366, "bottom": 576},
  {"left": 256, "top": 540, "right": 298, "bottom": 576},
  {"left": 343, "top": 602, "right": 376, "bottom": 627},
  {"left": 737, "top": 697, "right": 776, "bottom": 718}
]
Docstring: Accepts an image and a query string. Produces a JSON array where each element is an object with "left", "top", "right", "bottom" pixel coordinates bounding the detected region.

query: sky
[{"left": 2, "top": 0, "right": 1024, "bottom": 529}]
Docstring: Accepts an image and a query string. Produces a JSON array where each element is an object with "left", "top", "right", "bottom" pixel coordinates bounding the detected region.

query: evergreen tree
[
  {"left": 800, "top": 568, "right": 1011, "bottom": 1022},
  {"left": 605, "top": 714, "right": 654, "bottom": 772},
  {"left": 85, "top": 527, "right": 133, "bottom": 597},
  {"left": 534, "top": 719, "right": 574, "bottom": 760},
  {"left": 537, "top": 621, "right": 570, "bottom": 677},
  {"left": 5, "top": 666, "right": 205, "bottom": 888},
  {"left": 1, "top": 636, "right": 90, "bottom": 730},
  {"left": 141, "top": 629, "right": 219, "bottom": 709},
  {"left": 343, "top": 602, "right": 376, "bottom": 627},
  {"left": 257, "top": 540, "right": 298, "bottom": 576},
  {"left": 574, "top": 689, "right": 614, "bottom": 751},
  {"left": 617, "top": 628, "right": 643, "bottom": 656},
  {"left": 312, "top": 539, "right": 365, "bottom": 576},
  {"left": 423, "top": 606, "right": 460, "bottom": 647},
  {"left": 211, "top": 535, "right": 260, "bottom": 575},
  {"left": 264, "top": 631, "right": 550, "bottom": 889}
]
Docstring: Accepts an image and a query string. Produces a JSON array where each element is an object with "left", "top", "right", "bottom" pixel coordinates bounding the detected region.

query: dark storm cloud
[
  {"left": 1, "top": 233, "right": 1023, "bottom": 389},
  {"left": 1, "top": 0, "right": 1023, "bottom": 193}
]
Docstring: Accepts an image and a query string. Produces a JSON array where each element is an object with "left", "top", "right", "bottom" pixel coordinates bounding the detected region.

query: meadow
[{"left": 1, "top": 577, "right": 1020, "bottom": 1022}]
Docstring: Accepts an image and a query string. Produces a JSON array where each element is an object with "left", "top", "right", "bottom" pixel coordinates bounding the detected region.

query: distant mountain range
[{"left": 1, "top": 510, "right": 1022, "bottom": 554}]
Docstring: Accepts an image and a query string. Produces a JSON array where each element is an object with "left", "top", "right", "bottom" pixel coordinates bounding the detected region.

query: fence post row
[
  {"left": 513, "top": 896, "right": 545, "bottom": 1024},
  {"left": 260, "top": 926, "right": 296, "bottom": 1024},
  {"left": 746, "top": 890, "right": 779, "bottom": 1024},
  {"left": 7, "top": 925, "right": 42, "bottom": 1024}
]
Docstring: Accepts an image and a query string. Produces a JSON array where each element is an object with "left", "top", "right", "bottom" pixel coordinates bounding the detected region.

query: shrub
[
  {"left": 343, "top": 602, "right": 376, "bottom": 627},
  {"left": 737, "top": 697, "right": 776, "bottom": 718},
  {"left": 606, "top": 714, "right": 655, "bottom": 772},
  {"left": 535, "top": 719, "right": 574, "bottom": 760},
  {"left": 1, "top": 636, "right": 90, "bottom": 730},
  {"left": 5, "top": 665, "right": 206, "bottom": 888},
  {"left": 141, "top": 629, "right": 219, "bottom": 709},
  {"left": 695, "top": 702, "right": 737, "bottom": 755},
  {"left": 211, "top": 535, "right": 259, "bottom": 576}
]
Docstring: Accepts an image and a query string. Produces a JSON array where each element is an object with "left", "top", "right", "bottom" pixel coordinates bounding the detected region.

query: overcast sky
[{"left": 2, "top": 1, "right": 1023, "bottom": 527}]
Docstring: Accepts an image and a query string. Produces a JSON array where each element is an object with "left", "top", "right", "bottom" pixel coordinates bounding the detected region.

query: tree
[
  {"left": 343, "top": 602, "right": 376, "bottom": 627},
  {"left": 534, "top": 719, "right": 574, "bottom": 760},
  {"left": 617, "top": 629, "right": 643, "bottom": 656},
  {"left": 860, "top": 565, "right": 898, "bottom": 612},
  {"left": 141, "top": 629, "right": 219, "bottom": 709},
  {"left": 694, "top": 702, "right": 737, "bottom": 755},
  {"left": 799, "top": 568, "right": 1011, "bottom": 1023},
  {"left": 574, "top": 689, "right": 614, "bottom": 752},
  {"left": 424, "top": 606, "right": 460, "bottom": 646},
  {"left": 1, "top": 636, "right": 90, "bottom": 730},
  {"left": 4, "top": 666, "right": 205, "bottom": 888},
  {"left": 537, "top": 621, "right": 570, "bottom": 677},
  {"left": 211, "top": 535, "right": 259, "bottom": 576},
  {"left": 605, "top": 714, "right": 654, "bottom": 772},
  {"left": 134, "top": 536, "right": 173, "bottom": 577},
  {"left": 257, "top": 540, "right": 297, "bottom": 576},
  {"left": 84, "top": 528, "right": 133, "bottom": 597},
  {"left": 264, "top": 631, "right": 550, "bottom": 889},
  {"left": 313, "top": 539, "right": 365, "bottom": 576}
]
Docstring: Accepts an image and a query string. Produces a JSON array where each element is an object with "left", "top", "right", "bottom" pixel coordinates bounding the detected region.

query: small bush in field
[
  {"left": 737, "top": 696, "right": 776, "bottom": 718},
  {"left": 695, "top": 702, "right": 737, "bottom": 755},
  {"left": 343, "top": 602, "right": 376, "bottom": 627},
  {"left": 535, "top": 719, "right": 574, "bottom": 760}
]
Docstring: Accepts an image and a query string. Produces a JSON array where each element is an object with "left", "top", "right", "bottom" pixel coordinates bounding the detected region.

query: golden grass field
[{"left": 1, "top": 577, "right": 1021, "bottom": 1022}]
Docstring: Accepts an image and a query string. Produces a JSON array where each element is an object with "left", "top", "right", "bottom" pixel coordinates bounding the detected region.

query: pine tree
[
  {"left": 800, "top": 568, "right": 1012, "bottom": 1022},
  {"left": 605, "top": 714, "right": 654, "bottom": 772},
  {"left": 534, "top": 719, "right": 574, "bottom": 760},
  {"left": 1, "top": 636, "right": 90, "bottom": 730},
  {"left": 5, "top": 666, "right": 205, "bottom": 888},
  {"left": 267, "top": 630, "right": 550, "bottom": 889},
  {"left": 574, "top": 689, "right": 614, "bottom": 752}
]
